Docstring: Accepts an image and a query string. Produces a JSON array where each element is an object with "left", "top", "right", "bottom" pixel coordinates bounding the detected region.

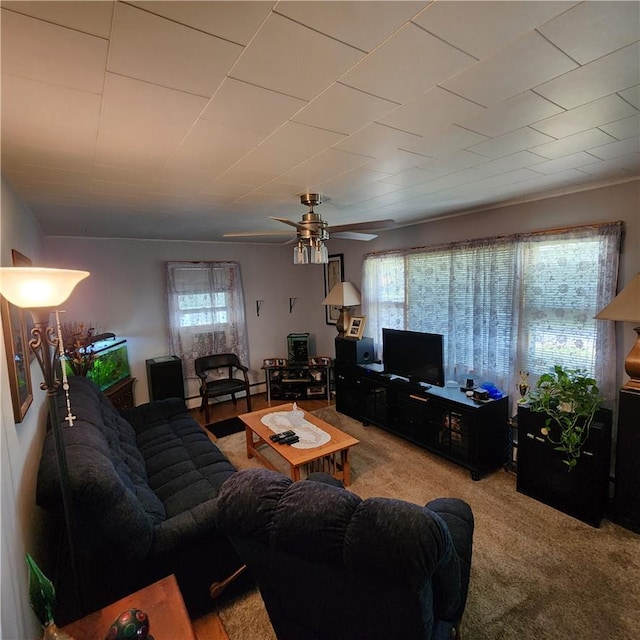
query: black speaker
[
  {"left": 146, "top": 356, "right": 185, "bottom": 400},
  {"left": 335, "top": 336, "right": 375, "bottom": 365}
]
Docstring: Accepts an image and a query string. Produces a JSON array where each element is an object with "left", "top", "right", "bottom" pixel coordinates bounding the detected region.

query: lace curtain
[
  {"left": 166, "top": 261, "right": 249, "bottom": 379},
  {"left": 363, "top": 222, "right": 622, "bottom": 406}
]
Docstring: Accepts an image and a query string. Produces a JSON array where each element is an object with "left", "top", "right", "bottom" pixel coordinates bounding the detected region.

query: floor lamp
[{"left": 0, "top": 267, "right": 90, "bottom": 620}]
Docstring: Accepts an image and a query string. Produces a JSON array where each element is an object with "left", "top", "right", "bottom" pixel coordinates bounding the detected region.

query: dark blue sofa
[{"left": 36, "top": 376, "right": 241, "bottom": 623}]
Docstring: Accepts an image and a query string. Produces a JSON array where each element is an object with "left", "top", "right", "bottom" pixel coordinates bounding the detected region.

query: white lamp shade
[
  {"left": 0, "top": 267, "right": 90, "bottom": 309},
  {"left": 595, "top": 273, "right": 640, "bottom": 323},
  {"left": 322, "top": 281, "right": 361, "bottom": 307}
]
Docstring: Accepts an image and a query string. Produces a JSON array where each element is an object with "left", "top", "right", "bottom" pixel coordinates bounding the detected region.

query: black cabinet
[
  {"left": 335, "top": 363, "right": 508, "bottom": 480},
  {"left": 516, "top": 406, "right": 611, "bottom": 527},
  {"left": 612, "top": 389, "right": 640, "bottom": 533},
  {"left": 264, "top": 360, "right": 333, "bottom": 401},
  {"left": 146, "top": 356, "right": 184, "bottom": 400}
]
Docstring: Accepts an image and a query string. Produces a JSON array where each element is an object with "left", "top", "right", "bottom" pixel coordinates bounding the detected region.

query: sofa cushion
[{"left": 121, "top": 398, "right": 237, "bottom": 518}]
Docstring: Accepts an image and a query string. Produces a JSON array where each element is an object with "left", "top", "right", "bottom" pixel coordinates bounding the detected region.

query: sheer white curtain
[
  {"left": 363, "top": 222, "right": 622, "bottom": 406},
  {"left": 166, "top": 261, "right": 249, "bottom": 379}
]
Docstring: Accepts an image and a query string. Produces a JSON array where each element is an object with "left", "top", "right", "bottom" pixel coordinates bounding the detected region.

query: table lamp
[
  {"left": 595, "top": 272, "right": 640, "bottom": 391},
  {"left": 322, "top": 281, "right": 361, "bottom": 337},
  {"left": 0, "top": 266, "right": 90, "bottom": 618}
]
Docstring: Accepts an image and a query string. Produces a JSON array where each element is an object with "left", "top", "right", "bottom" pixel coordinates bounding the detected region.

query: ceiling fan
[{"left": 224, "top": 194, "right": 395, "bottom": 264}]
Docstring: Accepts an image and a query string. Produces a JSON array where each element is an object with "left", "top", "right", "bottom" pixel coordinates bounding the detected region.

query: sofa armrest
[
  {"left": 150, "top": 498, "right": 221, "bottom": 556},
  {"left": 426, "top": 498, "right": 474, "bottom": 622}
]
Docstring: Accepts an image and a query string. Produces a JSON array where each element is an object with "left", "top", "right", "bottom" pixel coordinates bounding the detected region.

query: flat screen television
[{"left": 382, "top": 328, "right": 445, "bottom": 387}]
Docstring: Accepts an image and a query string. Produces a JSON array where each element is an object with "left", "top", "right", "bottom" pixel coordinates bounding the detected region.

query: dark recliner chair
[
  {"left": 214, "top": 468, "right": 474, "bottom": 640},
  {"left": 195, "top": 353, "right": 252, "bottom": 423}
]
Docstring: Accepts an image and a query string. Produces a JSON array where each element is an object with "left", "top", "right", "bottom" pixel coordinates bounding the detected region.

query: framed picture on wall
[
  {"left": 324, "top": 253, "right": 344, "bottom": 325},
  {"left": 1, "top": 250, "right": 33, "bottom": 422}
]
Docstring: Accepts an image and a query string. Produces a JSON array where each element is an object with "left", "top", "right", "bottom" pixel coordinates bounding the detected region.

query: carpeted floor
[
  {"left": 206, "top": 416, "right": 246, "bottom": 439},
  {"left": 208, "top": 407, "right": 640, "bottom": 640}
]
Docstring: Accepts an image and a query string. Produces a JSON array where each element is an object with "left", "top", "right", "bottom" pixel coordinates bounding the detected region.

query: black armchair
[
  {"left": 195, "top": 353, "right": 252, "bottom": 423},
  {"left": 215, "top": 468, "right": 474, "bottom": 640}
]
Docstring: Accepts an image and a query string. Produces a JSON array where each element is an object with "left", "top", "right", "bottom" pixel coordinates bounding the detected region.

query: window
[
  {"left": 363, "top": 222, "right": 621, "bottom": 404},
  {"left": 166, "top": 262, "right": 249, "bottom": 378}
]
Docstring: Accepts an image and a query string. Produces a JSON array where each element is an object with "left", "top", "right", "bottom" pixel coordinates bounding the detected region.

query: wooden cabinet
[
  {"left": 335, "top": 363, "right": 508, "bottom": 480},
  {"left": 612, "top": 389, "right": 640, "bottom": 533},
  {"left": 105, "top": 376, "right": 136, "bottom": 410},
  {"left": 263, "top": 360, "right": 333, "bottom": 401}
]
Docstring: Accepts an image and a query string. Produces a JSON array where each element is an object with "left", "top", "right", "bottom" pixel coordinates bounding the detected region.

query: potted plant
[{"left": 527, "top": 365, "right": 603, "bottom": 470}]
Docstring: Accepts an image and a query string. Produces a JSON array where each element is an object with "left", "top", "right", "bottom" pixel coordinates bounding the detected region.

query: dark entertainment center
[{"left": 335, "top": 332, "right": 509, "bottom": 480}]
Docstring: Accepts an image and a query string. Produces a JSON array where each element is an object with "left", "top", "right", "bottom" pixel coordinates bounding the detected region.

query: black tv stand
[{"left": 335, "top": 362, "right": 508, "bottom": 480}]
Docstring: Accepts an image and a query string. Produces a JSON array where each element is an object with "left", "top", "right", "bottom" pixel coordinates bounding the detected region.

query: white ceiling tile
[
  {"left": 469, "top": 127, "right": 555, "bottom": 159},
  {"left": 364, "top": 149, "right": 431, "bottom": 174},
  {"left": 166, "top": 119, "right": 267, "bottom": 177},
  {"left": 380, "top": 167, "right": 431, "bottom": 187},
  {"left": 1, "top": 75, "right": 101, "bottom": 153},
  {"left": 4, "top": 164, "right": 90, "bottom": 187},
  {"left": 92, "top": 165, "right": 156, "bottom": 188},
  {"left": 97, "top": 74, "right": 208, "bottom": 156},
  {"left": 531, "top": 129, "right": 618, "bottom": 160},
  {"left": 538, "top": 1, "right": 640, "bottom": 65},
  {"left": 474, "top": 151, "right": 546, "bottom": 177},
  {"left": 588, "top": 137, "right": 640, "bottom": 161},
  {"left": 333, "top": 122, "right": 421, "bottom": 158},
  {"left": 401, "top": 125, "right": 488, "bottom": 157},
  {"left": 230, "top": 13, "right": 364, "bottom": 101},
  {"left": 460, "top": 90, "right": 563, "bottom": 138},
  {"left": 619, "top": 85, "right": 640, "bottom": 109},
  {"left": 379, "top": 87, "right": 485, "bottom": 136},
  {"left": 419, "top": 151, "right": 489, "bottom": 176},
  {"left": 1, "top": 141, "right": 94, "bottom": 172},
  {"left": 108, "top": 3, "right": 242, "bottom": 96},
  {"left": 202, "top": 181, "right": 255, "bottom": 199},
  {"left": 229, "top": 122, "right": 345, "bottom": 176},
  {"left": 535, "top": 43, "right": 640, "bottom": 110},
  {"left": 578, "top": 155, "right": 640, "bottom": 177},
  {"left": 94, "top": 144, "right": 169, "bottom": 172},
  {"left": 293, "top": 84, "right": 398, "bottom": 135},
  {"left": 275, "top": 1, "right": 427, "bottom": 52},
  {"left": 442, "top": 31, "right": 577, "bottom": 107},
  {"left": 599, "top": 114, "right": 640, "bottom": 140},
  {"left": 129, "top": 1, "right": 273, "bottom": 45},
  {"left": 1, "top": 10, "right": 107, "bottom": 93},
  {"left": 531, "top": 95, "right": 638, "bottom": 138},
  {"left": 1, "top": 1, "right": 114, "bottom": 38},
  {"left": 530, "top": 152, "right": 603, "bottom": 175},
  {"left": 278, "top": 149, "right": 371, "bottom": 187},
  {"left": 201, "top": 78, "right": 306, "bottom": 133},
  {"left": 89, "top": 180, "right": 147, "bottom": 199},
  {"left": 341, "top": 23, "right": 474, "bottom": 103},
  {"left": 414, "top": 1, "right": 575, "bottom": 59}
]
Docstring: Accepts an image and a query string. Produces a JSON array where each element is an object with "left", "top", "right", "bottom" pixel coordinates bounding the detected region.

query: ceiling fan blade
[
  {"left": 270, "top": 216, "right": 305, "bottom": 230},
  {"left": 223, "top": 230, "right": 295, "bottom": 238},
  {"left": 332, "top": 231, "right": 378, "bottom": 241},
  {"left": 329, "top": 219, "right": 396, "bottom": 233}
]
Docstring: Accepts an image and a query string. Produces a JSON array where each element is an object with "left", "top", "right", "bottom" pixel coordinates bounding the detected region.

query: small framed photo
[
  {"left": 263, "top": 358, "right": 274, "bottom": 367},
  {"left": 346, "top": 315, "right": 366, "bottom": 340}
]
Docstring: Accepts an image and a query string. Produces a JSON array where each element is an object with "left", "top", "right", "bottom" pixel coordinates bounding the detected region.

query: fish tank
[{"left": 65, "top": 338, "right": 131, "bottom": 391}]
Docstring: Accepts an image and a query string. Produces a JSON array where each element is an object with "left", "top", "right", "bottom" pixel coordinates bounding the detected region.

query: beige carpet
[{"left": 210, "top": 407, "right": 640, "bottom": 640}]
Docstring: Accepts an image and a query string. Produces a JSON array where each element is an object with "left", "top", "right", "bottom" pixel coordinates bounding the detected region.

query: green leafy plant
[{"left": 528, "top": 365, "right": 603, "bottom": 470}]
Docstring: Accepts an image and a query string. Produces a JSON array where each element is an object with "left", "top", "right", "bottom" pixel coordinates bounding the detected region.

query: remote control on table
[
  {"left": 270, "top": 430, "right": 295, "bottom": 442},
  {"left": 279, "top": 435, "right": 299, "bottom": 445}
]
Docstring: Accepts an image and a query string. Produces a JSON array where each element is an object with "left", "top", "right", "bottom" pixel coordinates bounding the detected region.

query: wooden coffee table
[{"left": 240, "top": 404, "right": 359, "bottom": 485}]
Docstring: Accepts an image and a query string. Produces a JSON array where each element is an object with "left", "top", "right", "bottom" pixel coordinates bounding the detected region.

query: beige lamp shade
[
  {"left": 594, "top": 273, "right": 640, "bottom": 323},
  {"left": 0, "top": 267, "right": 90, "bottom": 309},
  {"left": 322, "top": 281, "right": 361, "bottom": 307},
  {"left": 595, "top": 273, "right": 640, "bottom": 391}
]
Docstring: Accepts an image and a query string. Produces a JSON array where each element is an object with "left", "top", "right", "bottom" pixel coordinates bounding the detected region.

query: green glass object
[
  {"left": 26, "top": 553, "right": 56, "bottom": 627},
  {"left": 64, "top": 339, "right": 130, "bottom": 390}
]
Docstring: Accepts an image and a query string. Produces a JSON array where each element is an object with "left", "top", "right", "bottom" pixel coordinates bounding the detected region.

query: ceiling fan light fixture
[
  {"left": 293, "top": 240, "right": 309, "bottom": 265},
  {"left": 310, "top": 238, "right": 328, "bottom": 264}
]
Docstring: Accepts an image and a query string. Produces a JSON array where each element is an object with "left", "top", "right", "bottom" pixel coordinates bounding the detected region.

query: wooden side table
[
  {"left": 62, "top": 575, "right": 197, "bottom": 640},
  {"left": 105, "top": 376, "right": 136, "bottom": 410}
]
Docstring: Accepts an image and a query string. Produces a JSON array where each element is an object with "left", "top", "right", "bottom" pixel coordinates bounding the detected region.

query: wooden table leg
[
  {"left": 292, "top": 465, "right": 301, "bottom": 482},
  {"left": 245, "top": 426, "right": 254, "bottom": 459},
  {"left": 341, "top": 449, "right": 351, "bottom": 486}
]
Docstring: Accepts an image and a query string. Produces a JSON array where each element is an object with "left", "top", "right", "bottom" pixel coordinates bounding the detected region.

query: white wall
[{"left": 1, "top": 178, "right": 47, "bottom": 640}]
